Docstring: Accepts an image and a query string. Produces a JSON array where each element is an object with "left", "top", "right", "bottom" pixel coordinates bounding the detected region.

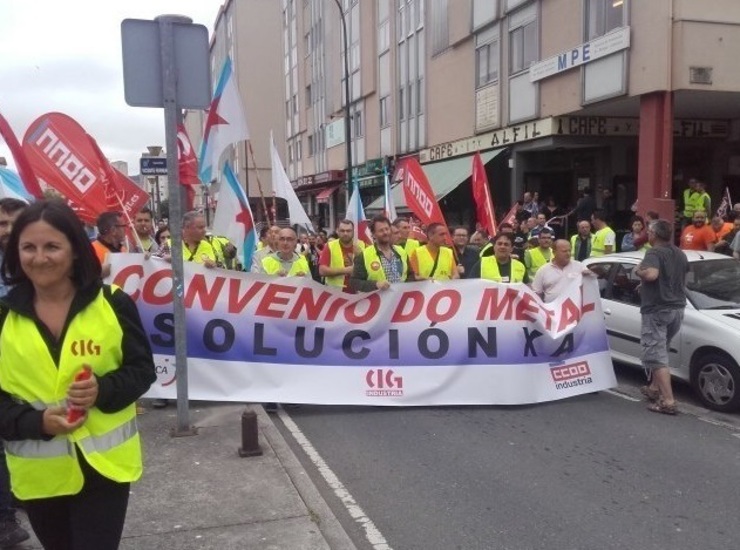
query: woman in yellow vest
[
  {"left": 0, "top": 200, "right": 156, "bottom": 549},
  {"left": 470, "top": 233, "right": 529, "bottom": 283}
]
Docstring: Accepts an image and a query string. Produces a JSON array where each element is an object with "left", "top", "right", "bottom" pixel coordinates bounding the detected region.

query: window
[
  {"left": 586, "top": 0, "right": 625, "bottom": 40},
  {"left": 587, "top": 263, "right": 613, "bottom": 298},
  {"left": 307, "top": 134, "right": 315, "bottom": 156},
  {"left": 353, "top": 110, "right": 363, "bottom": 137},
  {"left": 475, "top": 26, "right": 499, "bottom": 87},
  {"left": 296, "top": 140, "right": 303, "bottom": 160},
  {"left": 509, "top": 11, "right": 537, "bottom": 74},
  {"left": 306, "top": 84, "right": 312, "bottom": 105},
  {"left": 399, "top": 88, "right": 406, "bottom": 120},
  {"left": 416, "top": 78, "right": 423, "bottom": 115},
  {"left": 430, "top": 0, "right": 448, "bottom": 54},
  {"left": 611, "top": 263, "right": 640, "bottom": 306},
  {"left": 288, "top": 144, "right": 294, "bottom": 163},
  {"left": 380, "top": 96, "right": 390, "bottom": 127},
  {"left": 304, "top": 30, "right": 312, "bottom": 54},
  {"left": 292, "top": 94, "right": 298, "bottom": 114},
  {"left": 473, "top": 0, "right": 498, "bottom": 30}
]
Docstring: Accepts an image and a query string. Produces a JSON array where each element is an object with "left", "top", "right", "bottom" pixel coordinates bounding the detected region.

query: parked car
[{"left": 584, "top": 251, "right": 740, "bottom": 413}]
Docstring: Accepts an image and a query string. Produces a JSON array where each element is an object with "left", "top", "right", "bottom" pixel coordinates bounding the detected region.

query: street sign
[
  {"left": 121, "top": 18, "right": 211, "bottom": 109},
  {"left": 140, "top": 157, "right": 168, "bottom": 175}
]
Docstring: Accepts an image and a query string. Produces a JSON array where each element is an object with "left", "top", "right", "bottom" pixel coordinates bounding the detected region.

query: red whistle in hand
[{"left": 66, "top": 366, "right": 92, "bottom": 424}]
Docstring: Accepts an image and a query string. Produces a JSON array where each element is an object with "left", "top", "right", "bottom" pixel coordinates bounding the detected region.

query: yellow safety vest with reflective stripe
[
  {"left": 683, "top": 188, "right": 698, "bottom": 218},
  {"left": 325, "top": 239, "right": 352, "bottom": 288},
  {"left": 480, "top": 257, "right": 526, "bottom": 283},
  {"left": 591, "top": 226, "right": 615, "bottom": 257},
  {"left": 414, "top": 246, "right": 455, "bottom": 280},
  {"left": 363, "top": 245, "right": 408, "bottom": 282},
  {"left": 570, "top": 234, "right": 593, "bottom": 259},
  {"left": 690, "top": 192, "right": 710, "bottom": 217},
  {"left": 262, "top": 254, "right": 310, "bottom": 276},
  {"left": 525, "top": 247, "right": 551, "bottom": 278},
  {"left": 402, "top": 238, "right": 420, "bottom": 256},
  {"left": 0, "top": 287, "right": 142, "bottom": 500},
  {"left": 181, "top": 239, "right": 217, "bottom": 264}
]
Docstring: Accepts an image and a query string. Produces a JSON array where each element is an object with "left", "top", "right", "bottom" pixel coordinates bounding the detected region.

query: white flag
[
  {"left": 212, "top": 163, "right": 257, "bottom": 268},
  {"left": 269, "top": 132, "right": 313, "bottom": 227}
]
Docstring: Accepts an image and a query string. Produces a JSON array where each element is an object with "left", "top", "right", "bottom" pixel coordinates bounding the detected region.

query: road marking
[
  {"left": 278, "top": 409, "right": 393, "bottom": 550},
  {"left": 604, "top": 389, "right": 640, "bottom": 402}
]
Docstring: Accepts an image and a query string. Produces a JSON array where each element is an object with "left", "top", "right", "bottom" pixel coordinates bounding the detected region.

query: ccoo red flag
[
  {"left": 395, "top": 157, "right": 448, "bottom": 228},
  {"left": 177, "top": 124, "right": 200, "bottom": 210},
  {"left": 471, "top": 151, "right": 497, "bottom": 237},
  {"left": 0, "top": 112, "right": 44, "bottom": 199}
]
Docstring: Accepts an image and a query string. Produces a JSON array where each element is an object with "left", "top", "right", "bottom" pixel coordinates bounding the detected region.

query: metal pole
[
  {"left": 333, "top": 0, "right": 353, "bottom": 204},
  {"left": 156, "top": 14, "right": 195, "bottom": 436},
  {"left": 154, "top": 175, "right": 161, "bottom": 218}
]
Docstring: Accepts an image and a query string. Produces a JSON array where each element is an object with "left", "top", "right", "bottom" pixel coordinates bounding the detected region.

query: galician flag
[
  {"left": 269, "top": 132, "right": 313, "bottom": 227},
  {"left": 347, "top": 180, "right": 372, "bottom": 245},
  {"left": 198, "top": 56, "right": 250, "bottom": 185},
  {"left": 0, "top": 167, "right": 33, "bottom": 203},
  {"left": 212, "top": 163, "right": 257, "bottom": 269}
]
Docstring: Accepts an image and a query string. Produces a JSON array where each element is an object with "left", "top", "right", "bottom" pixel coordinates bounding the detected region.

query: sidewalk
[{"left": 16, "top": 403, "right": 357, "bottom": 550}]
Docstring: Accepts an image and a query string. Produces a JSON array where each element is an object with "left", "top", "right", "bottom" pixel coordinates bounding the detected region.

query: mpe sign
[
  {"left": 530, "top": 26, "right": 630, "bottom": 82},
  {"left": 140, "top": 157, "right": 168, "bottom": 176}
]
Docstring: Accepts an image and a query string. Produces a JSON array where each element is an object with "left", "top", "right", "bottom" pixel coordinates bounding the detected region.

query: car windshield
[{"left": 686, "top": 259, "right": 740, "bottom": 309}]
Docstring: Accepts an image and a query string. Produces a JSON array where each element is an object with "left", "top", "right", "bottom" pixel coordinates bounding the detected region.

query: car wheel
[{"left": 691, "top": 352, "right": 740, "bottom": 412}]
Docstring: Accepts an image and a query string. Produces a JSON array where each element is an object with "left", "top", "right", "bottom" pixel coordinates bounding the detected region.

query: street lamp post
[{"left": 332, "top": 0, "right": 353, "bottom": 202}]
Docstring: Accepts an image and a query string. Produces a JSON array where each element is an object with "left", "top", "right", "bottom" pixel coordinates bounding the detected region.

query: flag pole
[{"left": 245, "top": 140, "right": 272, "bottom": 225}]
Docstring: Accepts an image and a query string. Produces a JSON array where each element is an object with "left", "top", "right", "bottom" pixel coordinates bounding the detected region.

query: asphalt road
[{"left": 276, "top": 365, "right": 740, "bottom": 550}]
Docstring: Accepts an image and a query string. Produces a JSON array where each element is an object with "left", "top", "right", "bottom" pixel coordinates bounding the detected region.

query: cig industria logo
[{"left": 365, "top": 369, "right": 404, "bottom": 397}]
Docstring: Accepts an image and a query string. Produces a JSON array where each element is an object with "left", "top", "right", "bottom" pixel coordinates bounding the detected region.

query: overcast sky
[{"left": 0, "top": 0, "right": 224, "bottom": 176}]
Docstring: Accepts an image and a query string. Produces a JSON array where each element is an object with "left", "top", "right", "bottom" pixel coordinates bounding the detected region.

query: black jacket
[{"left": 0, "top": 281, "right": 156, "bottom": 441}]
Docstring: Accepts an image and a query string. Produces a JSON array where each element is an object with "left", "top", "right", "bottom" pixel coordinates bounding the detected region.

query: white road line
[
  {"left": 278, "top": 409, "right": 393, "bottom": 550},
  {"left": 604, "top": 389, "right": 641, "bottom": 402}
]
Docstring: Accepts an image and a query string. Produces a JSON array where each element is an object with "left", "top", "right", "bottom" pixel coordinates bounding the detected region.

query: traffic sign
[{"left": 140, "top": 157, "right": 168, "bottom": 175}]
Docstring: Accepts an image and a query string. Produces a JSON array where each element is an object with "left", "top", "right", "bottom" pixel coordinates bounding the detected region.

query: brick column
[{"left": 637, "top": 91, "right": 675, "bottom": 221}]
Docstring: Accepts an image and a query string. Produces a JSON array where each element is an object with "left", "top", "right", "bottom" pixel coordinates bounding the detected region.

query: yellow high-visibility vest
[
  {"left": 262, "top": 254, "right": 310, "bottom": 276},
  {"left": 363, "top": 245, "right": 408, "bottom": 282},
  {"left": 0, "top": 287, "right": 142, "bottom": 500},
  {"left": 480, "top": 257, "right": 526, "bottom": 283},
  {"left": 324, "top": 239, "right": 355, "bottom": 288},
  {"left": 413, "top": 246, "right": 455, "bottom": 280},
  {"left": 591, "top": 227, "right": 615, "bottom": 257},
  {"left": 525, "top": 247, "right": 551, "bottom": 278}
]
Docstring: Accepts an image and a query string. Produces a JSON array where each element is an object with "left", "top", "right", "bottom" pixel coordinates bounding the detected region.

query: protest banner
[{"left": 109, "top": 255, "right": 616, "bottom": 405}]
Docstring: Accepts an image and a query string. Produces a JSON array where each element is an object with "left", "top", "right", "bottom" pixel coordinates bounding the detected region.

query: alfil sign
[{"left": 529, "top": 26, "right": 631, "bottom": 82}]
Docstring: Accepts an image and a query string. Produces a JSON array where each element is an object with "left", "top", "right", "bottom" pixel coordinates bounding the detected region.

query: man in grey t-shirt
[{"left": 634, "top": 219, "right": 689, "bottom": 415}]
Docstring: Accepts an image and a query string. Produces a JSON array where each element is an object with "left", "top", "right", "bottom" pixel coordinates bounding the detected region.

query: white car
[{"left": 584, "top": 250, "right": 740, "bottom": 413}]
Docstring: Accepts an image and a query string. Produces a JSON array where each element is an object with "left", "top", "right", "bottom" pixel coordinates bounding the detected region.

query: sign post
[{"left": 122, "top": 15, "right": 210, "bottom": 436}]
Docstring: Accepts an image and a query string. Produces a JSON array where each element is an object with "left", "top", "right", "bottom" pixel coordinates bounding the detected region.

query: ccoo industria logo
[
  {"left": 365, "top": 369, "right": 404, "bottom": 397},
  {"left": 550, "top": 360, "right": 593, "bottom": 390}
]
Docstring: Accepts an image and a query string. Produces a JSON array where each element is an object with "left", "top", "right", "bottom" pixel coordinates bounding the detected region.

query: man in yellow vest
[
  {"left": 350, "top": 216, "right": 410, "bottom": 292},
  {"left": 409, "top": 223, "right": 459, "bottom": 281},
  {"left": 470, "top": 232, "right": 529, "bottom": 283},
  {"left": 693, "top": 180, "right": 711, "bottom": 219},
  {"left": 393, "top": 217, "right": 420, "bottom": 256},
  {"left": 318, "top": 219, "right": 364, "bottom": 292},
  {"left": 570, "top": 220, "right": 593, "bottom": 261},
  {"left": 260, "top": 228, "right": 310, "bottom": 276},
  {"left": 682, "top": 178, "right": 699, "bottom": 227},
  {"left": 523, "top": 228, "right": 553, "bottom": 279},
  {"left": 590, "top": 210, "right": 616, "bottom": 257},
  {"left": 179, "top": 211, "right": 218, "bottom": 267},
  {"left": 251, "top": 224, "right": 280, "bottom": 272}
]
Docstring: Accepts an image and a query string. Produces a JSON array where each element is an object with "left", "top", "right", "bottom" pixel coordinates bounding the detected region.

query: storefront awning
[
  {"left": 316, "top": 184, "right": 342, "bottom": 203},
  {"left": 366, "top": 149, "right": 504, "bottom": 212}
]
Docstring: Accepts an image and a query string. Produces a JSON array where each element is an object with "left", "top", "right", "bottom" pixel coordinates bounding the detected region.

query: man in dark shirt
[
  {"left": 635, "top": 219, "right": 689, "bottom": 416},
  {"left": 451, "top": 226, "right": 479, "bottom": 279}
]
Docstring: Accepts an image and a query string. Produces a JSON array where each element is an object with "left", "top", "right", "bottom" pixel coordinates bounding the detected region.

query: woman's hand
[
  {"left": 67, "top": 370, "right": 98, "bottom": 410},
  {"left": 42, "top": 406, "right": 86, "bottom": 436}
]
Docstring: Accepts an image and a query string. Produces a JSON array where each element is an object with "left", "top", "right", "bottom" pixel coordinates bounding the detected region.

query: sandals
[
  {"left": 647, "top": 401, "right": 678, "bottom": 416},
  {"left": 640, "top": 386, "right": 660, "bottom": 402}
]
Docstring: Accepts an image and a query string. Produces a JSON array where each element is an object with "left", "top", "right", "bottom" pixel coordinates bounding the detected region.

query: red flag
[
  {"left": 0, "top": 112, "right": 44, "bottom": 198},
  {"left": 501, "top": 203, "right": 519, "bottom": 228},
  {"left": 471, "top": 151, "right": 497, "bottom": 237},
  {"left": 23, "top": 113, "right": 149, "bottom": 224},
  {"left": 177, "top": 124, "right": 199, "bottom": 210},
  {"left": 395, "top": 157, "right": 448, "bottom": 228}
]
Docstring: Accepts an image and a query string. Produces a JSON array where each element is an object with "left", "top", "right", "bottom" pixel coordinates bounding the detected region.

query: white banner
[{"left": 109, "top": 255, "right": 617, "bottom": 406}]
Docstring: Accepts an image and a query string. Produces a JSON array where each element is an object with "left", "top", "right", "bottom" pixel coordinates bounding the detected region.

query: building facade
[
  {"left": 184, "top": 0, "right": 286, "bottom": 225},
  {"left": 273, "top": 0, "right": 740, "bottom": 233}
]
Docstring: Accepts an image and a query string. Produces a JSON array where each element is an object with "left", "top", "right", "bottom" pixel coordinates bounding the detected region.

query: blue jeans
[{"left": 0, "top": 448, "right": 15, "bottom": 520}]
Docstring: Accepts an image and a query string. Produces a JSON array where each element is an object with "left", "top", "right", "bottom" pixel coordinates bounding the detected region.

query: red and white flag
[
  {"left": 394, "top": 157, "right": 448, "bottom": 228},
  {"left": 471, "top": 151, "right": 497, "bottom": 237},
  {"left": 347, "top": 183, "right": 372, "bottom": 245},
  {"left": 177, "top": 123, "right": 199, "bottom": 210}
]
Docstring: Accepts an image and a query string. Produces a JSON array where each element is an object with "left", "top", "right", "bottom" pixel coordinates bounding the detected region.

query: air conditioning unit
[{"left": 689, "top": 66, "right": 713, "bottom": 85}]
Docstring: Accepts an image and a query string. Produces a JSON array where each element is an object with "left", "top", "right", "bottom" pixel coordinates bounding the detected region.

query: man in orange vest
[{"left": 91, "top": 211, "right": 127, "bottom": 278}]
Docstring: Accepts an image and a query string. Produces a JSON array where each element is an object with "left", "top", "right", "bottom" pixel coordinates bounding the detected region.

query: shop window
[{"left": 586, "top": 0, "right": 626, "bottom": 40}]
